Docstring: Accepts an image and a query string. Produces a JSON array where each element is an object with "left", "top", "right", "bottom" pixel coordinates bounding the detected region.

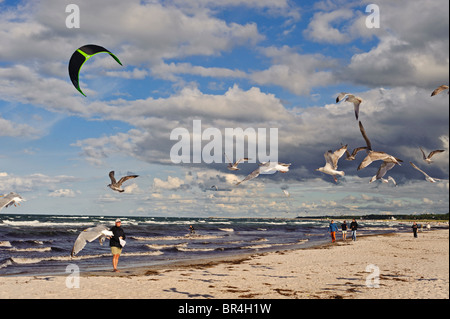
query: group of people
[
  {"left": 328, "top": 219, "right": 431, "bottom": 243},
  {"left": 328, "top": 219, "right": 358, "bottom": 243}
]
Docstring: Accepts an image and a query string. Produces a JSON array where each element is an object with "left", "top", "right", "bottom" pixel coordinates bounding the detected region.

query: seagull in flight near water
[
  {"left": 316, "top": 145, "right": 347, "bottom": 183},
  {"left": 107, "top": 171, "right": 139, "bottom": 192},
  {"left": 236, "top": 162, "right": 291, "bottom": 185},
  {"left": 0, "top": 192, "right": 25, "bottom": 212},
  {"left": 420, "top": 147, "right": 445, "bottom": 164}
]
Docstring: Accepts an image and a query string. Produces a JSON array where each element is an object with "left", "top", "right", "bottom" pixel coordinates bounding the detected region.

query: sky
[{"left": 0, "top": 0, "right": 449, "bottom": 218}]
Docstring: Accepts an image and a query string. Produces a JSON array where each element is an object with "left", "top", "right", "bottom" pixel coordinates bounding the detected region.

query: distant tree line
[{"left": 298, "top": 213, "right": 449, "bottom": 221}]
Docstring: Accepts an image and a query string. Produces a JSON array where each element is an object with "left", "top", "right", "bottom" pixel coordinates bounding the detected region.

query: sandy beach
[{"left": 0, "top": 229, "right": 448, "bottom": 299}]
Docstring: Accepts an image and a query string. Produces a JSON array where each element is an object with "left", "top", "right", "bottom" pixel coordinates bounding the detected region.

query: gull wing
[
  {"left": 0, "top": 193, "right": 23, "bottom": 211},
  {"left": 109, "top": 171, "right": 117, "bottom": 184},
  {"left": 336, "top": 92, "right": 350, "bottom": 103},
  {"left": 117, "top": 175, "right": 139, "bottom": 186},
  {"left": 71, "top": 225, "right": 112, "bottom": 257},
  {"left": 326, "top": 145, "right": 347, "bottom": 169},
  {"left": 387, "top": 176, "right": 397, "bottom": 186},
  {"left": 428, "top": 149, "right": 445, "bottom": 159},
  {"left": 350, "top": 146, "right": 368, "bottom": 157},
  {"left": 358, "top": 151, "right": 391, "bottom": 170},
  {"left": 346, "top": 95, "right": 362, "bottom": 120},
  {"left": 431, "top": 85, "right": 449, "bottom": 96},
  {"left": 375, "top": 161, "right": 396, "bottom": 180},
  {"left": 235, "top": 158, "right": 250, "bottom": 165},
  {"left": 236, "top": 167, "right": 261, "bottom": 185},
  {"left": 358, "top": 121, "right": 372, "bottom": 150},
  {"left": 419, "top": 147, "right": 428, "bottom": 160},
  {"left": 409, "top": 162, "right": 430, "bottom": 178}
]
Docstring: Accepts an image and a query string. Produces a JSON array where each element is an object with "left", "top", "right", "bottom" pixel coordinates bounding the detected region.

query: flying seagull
[
  {"left": 409, "top": 162, "right": 442, "bottom": 183},
  {"left": 236, "top": 162, "right": 291, "bottom": 185},
  {"left": 369, "top": 161, "right": 397, "bottom": 186},
  {"left": 0, "top": 192, "right": 25, "bottom": 212},
  {"left": 431, "top": 85, "right": 449, "bottom": 96},
  {"left": 107, "top": 171, "right": 139, "bottom": 192},
  {"left": 316, "top": 144, "right": 347, "bottom": 183},
  {"left": 71, "top": 224, "right": 114, "bottom": 257},
  {"left": 356, "top": 121, "right": 402, "bottom": 170},
  {"left": 358, "top": 151, "right": 403, "bottom": 171},
  {"left": 224, "top": 153, "right": 250, "bottom": 171},
  {"left": 420, "top": 147, "right": 445, "bottom": 164},
  {"left": 336, "top": 93, "right": 363, "bottom": 120}
]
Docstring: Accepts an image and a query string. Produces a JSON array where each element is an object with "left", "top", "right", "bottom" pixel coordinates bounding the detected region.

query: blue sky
[{"left": 0, "top": 0, "right": 448, "bottom": 217}]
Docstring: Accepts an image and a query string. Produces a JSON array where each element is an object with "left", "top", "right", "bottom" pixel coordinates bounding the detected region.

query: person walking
[
  {"left": 350, "top": 219, "right": 358, "bottom": 241},
  {"left": 328, "top": 220, "right": 339, "bottom": 243},
  {"left": 412, "top": 222, "right": 419, "bottom": 238},
  {"left": 110, "top": 219, "right": 126, "bottom": 272},
  {"left": 341, "top": 221, "right": 348, "bottom": 241}
]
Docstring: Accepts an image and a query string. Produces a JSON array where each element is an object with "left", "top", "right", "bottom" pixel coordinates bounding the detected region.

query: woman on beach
[
  {"left": 110, "top": 219, "right": 126, "bottom": 272},
  {"left": 341, "top": 221, "right": 348, "bottom": 241}
]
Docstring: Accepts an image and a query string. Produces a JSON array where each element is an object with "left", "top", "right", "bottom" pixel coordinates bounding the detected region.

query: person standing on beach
[
  {"left": 350, "top": 219, "right": 358, "bottom": 241},
  {"left": 328, "top": 220, "right": 339, "bottom": 243},
  {"left": 110, "top": 219, "right": 126, "bottom": 272},
  {"left": 341, "top": 221, "right": 348, "bottom": 241},
  {"left": 412, "top": 222, "right": 419, "bottom": 238}
]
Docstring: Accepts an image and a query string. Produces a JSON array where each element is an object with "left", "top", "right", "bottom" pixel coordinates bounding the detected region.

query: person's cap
[{"left": 115, "top": 218, "right": 121, "bottom": 223}]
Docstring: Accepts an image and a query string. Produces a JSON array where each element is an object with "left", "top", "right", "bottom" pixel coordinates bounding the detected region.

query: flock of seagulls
[
  {"left": 313, "top": 87, "right": 447, "bottom": 184},
  {"left": 232, "top": 85, "right": 447, "bottom": 187},
  {"left": 0, "top": 85, "right": 447, "bottom": 213}
]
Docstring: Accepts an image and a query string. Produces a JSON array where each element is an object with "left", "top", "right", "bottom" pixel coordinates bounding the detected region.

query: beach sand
[{"left": 0, "top": 229, "right": 448, "bottom": 299}]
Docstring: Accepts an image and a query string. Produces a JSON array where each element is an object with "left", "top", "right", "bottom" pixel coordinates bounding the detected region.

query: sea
[{"left": 0, "top": 214, "right": 425, "bottom": 276}]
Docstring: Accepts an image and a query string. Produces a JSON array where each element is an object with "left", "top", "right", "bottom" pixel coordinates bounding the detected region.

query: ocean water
[{"left": 0, "top": 214, "right": 412, "bottom": 276}]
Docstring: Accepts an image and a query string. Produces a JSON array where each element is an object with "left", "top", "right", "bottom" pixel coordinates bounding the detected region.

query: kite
[{"left": 68, "top": 44, "right": 122, "bottom": 96}]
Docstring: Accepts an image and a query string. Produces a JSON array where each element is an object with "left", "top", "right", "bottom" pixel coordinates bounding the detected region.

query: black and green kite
[{"left": 68, "top": 44, "right": 122, "bottom": 96}]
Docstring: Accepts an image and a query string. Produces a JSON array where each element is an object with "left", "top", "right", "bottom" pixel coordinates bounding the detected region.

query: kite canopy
[{"left": 68, "top": 44, "right": 122, "bottom": 96}]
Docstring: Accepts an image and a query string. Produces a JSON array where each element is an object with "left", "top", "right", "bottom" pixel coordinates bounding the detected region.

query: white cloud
[
  {"left": 48, "top": 189, "right": 79, "bottom": 198},
  {"left": 304, "top": 9, "right": 356, "bottom": 44},
  {"left": 0, "top": 173, "right": 78, "bottom": 193}
]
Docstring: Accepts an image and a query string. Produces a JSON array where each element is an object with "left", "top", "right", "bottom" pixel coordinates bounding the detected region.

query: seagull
[
  {"left": 236, "top": 162, "right": 291, "bottom": 185},
  {"left": 369, "top": 161, "right": 397, "bottom": 185},
  {"left": 316, "top": 145, "right": 347, "bottom": 183},
  {"left": 409, "top": 162, "right": 442, "bottom": 183},
  {"left": 356, "top": 121, "right": 402, "bottom": 170},
  {"left": 358, "top": 151, "right": 403, "bottom": 171},
  {"left": 336, "top": 92, "right": 363, "bottom": 120},
  {"left": 0, "top": 192, "right": 25, "bottom": 212},
  {"left": 211, "top": 185, "right": 218, "bottom": 191},
  {"left": 224, "top": 153, "right": 250, "bottom": 171},
  {"left": 420, "top": 147, "right": 445, "bottom": 164},
  {"left": 431, "top": 85, "right": 449, "bottom": 96},
  {"left": 107, "top": 171, "right": 139, "bottom": 193},
  {"left": 282, "top": 189, "right": 290, "bottom": 197},
  {"left": 71, "top": 224, "right": 114, "bottom": 257}
]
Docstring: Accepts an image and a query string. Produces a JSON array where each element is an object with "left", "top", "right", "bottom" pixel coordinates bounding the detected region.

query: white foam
[{"left": 0, "top": 241, "right": 12, "bottom": 248}]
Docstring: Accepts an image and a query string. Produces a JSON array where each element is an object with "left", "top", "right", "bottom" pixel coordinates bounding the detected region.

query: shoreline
[{"left": 0, "top": 229, "right": 448, "bottom": 299}]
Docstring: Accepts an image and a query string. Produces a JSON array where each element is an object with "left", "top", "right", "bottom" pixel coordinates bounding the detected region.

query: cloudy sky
[{"left": 0, "top": 0, "right": 448, "bottom": 218}]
